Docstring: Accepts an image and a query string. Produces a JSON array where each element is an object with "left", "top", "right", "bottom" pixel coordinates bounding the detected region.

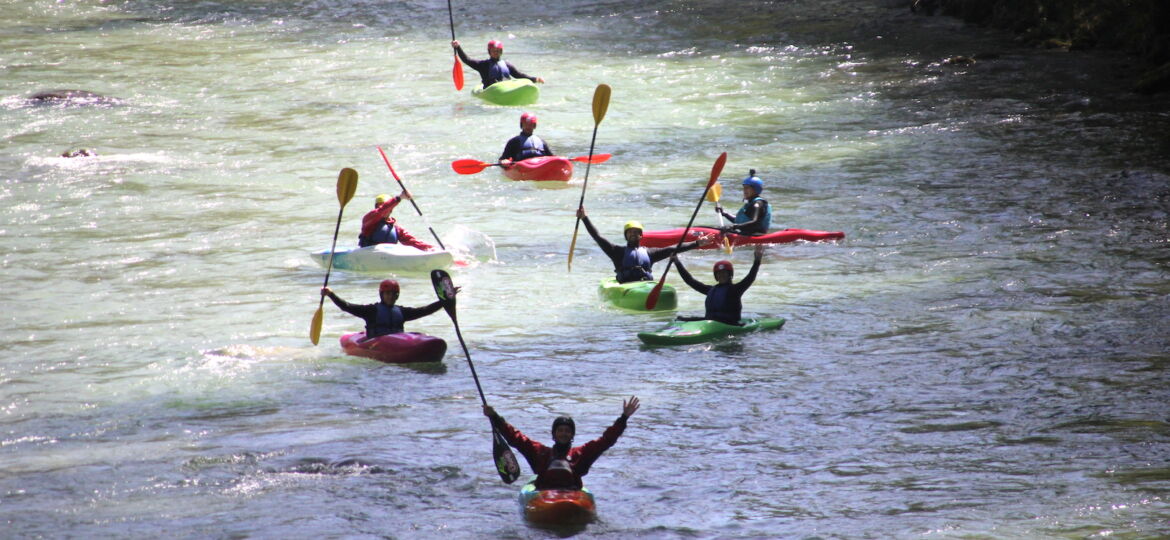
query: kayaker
[
  {"left": 321, "top": 280, "right": 454, "bottom": 338},
  {"left": 671, "top": 244, "right": 765, "bottom": 325},
  {"left": 499, "top": 112, "right": 553, "bottom": 167},
  {"left": 358, "top": 192, "right": 435, "bottom": 250},
  {"left": 451, "top": 39, "right": 545, "bottom": 89},
  {"left": 483, "top": 396, "right": 641, "bottom": 490},
  {"left": 715, "top": 169, "right": 772, "bottom": 236},
  {"left": 577, "top": 207, "right": 704, "bottom": 283}
]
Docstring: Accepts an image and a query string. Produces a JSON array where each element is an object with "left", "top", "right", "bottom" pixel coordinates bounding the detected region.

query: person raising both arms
[
  {"left": 483, "top": 396, "right": 641, "bottom": 490},
  {"left": 499, "top": 112, "right": 553, "bottom": 167},
  {"left": 358, "top": 191, "right": 435, "bottom": 251},
  {"left": 452, "top": 39, "right": 545, "bottom": 89},
  {"left": 671, "top": 244, "right": 765, "bottom": 325},
  {"left": 576, "top": 207, "right": 705, "bottom": 283},
  {"left": 321, "top": 279, "right": 453, "bottom": 338},
  {"left": 716, "top": 169, "right": 772, "bottom": 236}
]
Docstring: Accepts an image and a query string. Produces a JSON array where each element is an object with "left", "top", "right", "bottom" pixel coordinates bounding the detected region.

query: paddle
[
  {"left": 310, "top": 168, "right": 360, "bottom": 345},
  {"left": 706, "top": 182, "right": 733, "bottom": 254},
  {"left": 567, "top": 83, "right": 612, "bottom": 271},
  {"left": 431, "top": 269, "right": 521, "bottom": 484},
  {"left": 376, "top": 146, "right": 447, "bottom": 251},
  {"left": 451, "top": 153, "right": 611, "bottom": 175},
  {"left": 645, "top": 152, "right": 727, "bottom": 310},
  {"left": 447, "top": 0, "right": 463, "bottom": 90}
]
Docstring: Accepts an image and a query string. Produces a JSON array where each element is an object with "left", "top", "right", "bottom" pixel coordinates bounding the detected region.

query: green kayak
[
  {"left": 598, "top": 278, "right": 677, "bottom": 312},
  {"left": 472, "top": 79, "right": 539, "bottom": 106},
  {"left": 637, "top": 318, "right": 785, "bottom": 345}
]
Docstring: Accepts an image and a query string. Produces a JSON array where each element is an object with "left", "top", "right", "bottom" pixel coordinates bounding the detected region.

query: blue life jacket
[
  {"left": 705, "top": 284, "right": 740, "bottom": 324},
  {"left": 369, "top": 303, "right": 405, "bottom": 337},
  {"left": 734, "top": 197, "right": 771, "bottom": 234},
  {"left": 617, "top": 246, "right": 653, "bottom": 282},
  {"left": 516, "top": 135, "right": 548, "bottom": 161},
  {"left": 359, "top": 222, "right": 399, "bottom": 247},
  {"left": 487, "top": 60, "right": 512, "bottom": 85}
]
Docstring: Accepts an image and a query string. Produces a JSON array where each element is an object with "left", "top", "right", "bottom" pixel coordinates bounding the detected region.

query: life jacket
[
  {"left": 369, "top": 303, "right": 405, "bottom": 337},
  {"left": 734, "top": 197, "right": 772, "bottom": 235},
  {"left": 617, "top": 246, "right": 653, "bottom": 282},
  {"left": 359, "top": 221, "right": 399, "bottom": 247},
  {"left": 515, "top": 134, "right": 548, "bottom": 161},
  {"left": 705, "top": 283, "right": 741, "bottom": 324},
  {"left": 537, "top": 458, "right": 582, "bottom": 490},
  {"left": 487, "top": 60, "right": 512, "bottom": 85}
]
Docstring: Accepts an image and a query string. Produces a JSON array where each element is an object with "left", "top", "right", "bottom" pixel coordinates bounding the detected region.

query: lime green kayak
[
  {"left": 598, "top": 278, "right": 676, "bottom": 312},
  {"left": 637, "top": 318, "right": 785, "bottom": 345},
  {"left": 472, "top": 79, "right": 539, "bottom": 106}
]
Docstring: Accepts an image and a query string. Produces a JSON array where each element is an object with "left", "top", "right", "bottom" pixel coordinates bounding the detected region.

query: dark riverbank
[{"left": 923, "top": 0, "right": 1170, "bottom": 93}]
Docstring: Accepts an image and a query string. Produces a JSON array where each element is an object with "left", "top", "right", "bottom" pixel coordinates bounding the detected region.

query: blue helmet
[{"left": 742, "top": 169, "right": 763, "bottom": 195}]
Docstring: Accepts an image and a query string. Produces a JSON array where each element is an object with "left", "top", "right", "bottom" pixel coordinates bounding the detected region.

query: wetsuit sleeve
[
  {"left": 719, "top": 208, "right": 736, "bottom": 222},
  {"left": 506, "top": 61, "right": 538, "bottom": 82},
  {"left": 674, "top": 259, "right": 712, "bottom": 295},
  {"left": 569, "top": 415, "right": 628, "bottom": 478},
  {"left": 733, "top": 255, "right": 762, "bottom": 296},
  {"left": 580, "top": 215, "right": 624, "bottom": 267},
  {"left": 360, "top": 197, "right": 402, "bottom": 237},
  {"left": 394, "top": 225, "right": 434, "bottom": 251},
  {"left": 325, "top": 294, "right": 378, "bottom": 323},
  {"left": 399, "top": 300, "right": 444, "bottom": 322},
  {"left": 647, "top": 241, "right": 701, "bottom": 263},
  {"left": 500, "top": 136, "right": 522, "bottom": 161},
  {"left": 489, "top": 415, "right": 549, "bottom": 474},
  {"left": 730, "top": 200, "right": 766, "bottom": 234},
  {"left": 454, "top": 46, "right": 492, "bottom": 86}
]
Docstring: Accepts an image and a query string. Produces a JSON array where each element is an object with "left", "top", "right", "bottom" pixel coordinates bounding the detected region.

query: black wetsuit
[
  {"left": 454, "top": 46, "right": 539, "bottom": 87},
  {"left": 674, "top": 256, "right": 761, "bottom": 325},
  {"left": 580, "top": 215, "right": 700, "bottom": 283},
  {"left": 499, "top": 132, "right": 553, "bottom": 162},
  {"left": 324, "top": 294, "right": 443, "bottom": 338},
  {"left": 719, "top": 197, "right": 771, "bottom": 236}
]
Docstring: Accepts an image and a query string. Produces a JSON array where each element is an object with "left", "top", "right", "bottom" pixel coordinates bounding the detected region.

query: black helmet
[{"left": 551, "top": 416, "right": 575, "bottom": 437}]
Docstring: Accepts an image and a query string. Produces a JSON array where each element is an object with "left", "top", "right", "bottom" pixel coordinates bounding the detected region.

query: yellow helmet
[
  {"left": 623, "top": 220, "right": 644, "bottom": 233},
  {"left": 375, "top": 193, "right": 391, "bottom": 206}
]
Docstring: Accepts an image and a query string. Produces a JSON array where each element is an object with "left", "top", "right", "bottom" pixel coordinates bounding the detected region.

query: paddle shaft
[
  {"left": 567, "top": 119, "right": 602, "bottom": 271},
  {"left": 447, "top": 311, "right": 491, "bottom": 407},
  {"left": 377, "top": 146, "right": 447, "bottom": 250},
  {"left": 446, "top": 0, "right": 456, "bottom": 40}
]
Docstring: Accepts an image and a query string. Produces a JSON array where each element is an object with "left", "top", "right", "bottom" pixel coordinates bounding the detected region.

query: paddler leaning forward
[
  {"left": 483, "top": 396, "right": 640, "bottom": 490},
  {"left": 577, "top": 206, "right": 703, "bottom": 283}
]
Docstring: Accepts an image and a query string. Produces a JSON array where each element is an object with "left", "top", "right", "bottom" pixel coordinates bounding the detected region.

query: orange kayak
[{"left": 518, "top": 480, "right": 596, "bottom": 525}]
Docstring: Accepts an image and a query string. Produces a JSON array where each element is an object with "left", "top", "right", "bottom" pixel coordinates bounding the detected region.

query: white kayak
[{"left": 310, "top": 243, "right": 454, "bottom": 273}]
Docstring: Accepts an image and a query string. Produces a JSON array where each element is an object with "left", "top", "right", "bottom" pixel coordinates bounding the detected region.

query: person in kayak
[
  {"left": 483, "top": 396, "right": 641, "bottom": 490},
  {"left": 671, "top": 244, "right": 765, "bottom": 325},
  {"left": 358, "top": 192, "right": 435, "bottom": 250},
  {"left": 499, "top": 112, "right": 553, "bottom": 167},
  {"left": 321, "top": 279, "right": 453, "bottom": 338},
  {"left": 715, "top": 169, "right": 772, "bottom": 236},
  {"left": 576, "top": 206, "right": 704, "bottom": 283},
  {"left": 451, "top": 39, "right": 545, "bottom": 89}
]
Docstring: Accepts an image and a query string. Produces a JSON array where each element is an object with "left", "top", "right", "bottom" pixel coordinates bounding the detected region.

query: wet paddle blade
[
  {"left": 570, "top": 153, "right": 612, "bottom": 164},
  {"left": 452, "top": 159, "right": 491, "bottom": 175},
  {"left": 336, "top": 168, "right": 358, "bottom": 206},
  {"left": 591, "top": 84, "right": 611, "bottom": 125},
  {"left": 705, "top": 182, "right": 722, "bottom": 203},
  {"left": 493, "top": 429, "right": 521, "bottom": 484},
  {"left": 309, "top": 305, "right": 323, "bottom": 345},
  {"left": 645, "top": 275, "right": 667, "bottom": 310},
  {"left": 430, "top": 269, "right": 458, "bottom": 319},
  {"left": 453, "top": 56, "right": 464, "bottom": 91}
]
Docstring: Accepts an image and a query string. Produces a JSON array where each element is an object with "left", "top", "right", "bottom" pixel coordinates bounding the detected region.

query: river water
[{"left": 3, "top": 0, "right": 1168, "bottom": 538}]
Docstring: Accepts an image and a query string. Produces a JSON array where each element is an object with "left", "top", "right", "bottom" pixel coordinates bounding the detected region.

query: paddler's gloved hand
[
  {"left": 714, "top": 205, "right": 723, "bottom": 214},
  {"left": 483, "top": 405, "right": 501, "bottom": 421}
]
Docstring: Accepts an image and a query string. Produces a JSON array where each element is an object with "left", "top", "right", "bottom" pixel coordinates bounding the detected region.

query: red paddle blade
[
  {"left": 645, "top": 275, "right": 667, "bottom": 310},
  {"left": 571, "top": 153, "right": 612, "bottom": 164},
  {"left": 453, "top": 56, "right": 464, "bottom": 91},
  {"left": 452, "top": 159, "right": 490, "bottom": 175},
  {"left": 708, "top": 152, "right": 728, "bottom": 188}
]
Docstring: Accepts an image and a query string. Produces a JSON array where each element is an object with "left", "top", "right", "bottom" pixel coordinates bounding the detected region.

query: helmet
[
  {"left": 623, "top": 220, "right": 644, "bottom": 233},
  {"left": 379, "top": 279, "right": 400, "bottom": 294},
  {"left": 742, "top": 169, "right": 763, "bottom": 195},
  {"left": 375, "top": 193, "right": 391, "bottom": 206},
  {"left": 551, "top": 416, "right": 575, "bottom": 437},
  {"left": 714, "top": 260, "right": 733, "bottom": 274},
  {"left": 520, "top": 112, "right": 537, "bottom": 127},
  {"left": 487, "top": 40, "right": 504, "bottom": 52}
]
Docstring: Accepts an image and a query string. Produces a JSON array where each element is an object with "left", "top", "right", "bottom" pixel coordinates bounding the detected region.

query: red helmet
[
  {"left": 487, "top": 40, "right": 504, "bottom": 52},
  {"left": 713, "top": 260, "right": 733, "bottom": 273},
  {"left": 379, "top": 279, "right": 400, "bottom": 294},
  {"left": 520, "top": 112, "right": 537, "bottom": 127}
]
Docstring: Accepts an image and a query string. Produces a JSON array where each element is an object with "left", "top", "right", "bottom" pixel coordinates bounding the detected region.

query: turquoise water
[{"left": 3, "top": 0, "right": 1168, "bottom": 537}]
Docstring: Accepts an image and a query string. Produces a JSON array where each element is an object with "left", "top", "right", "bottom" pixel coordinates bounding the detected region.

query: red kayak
[
  {"left": 339, "top": 332, "right": 447, "bottom": 364},
  {"left": 502, "top": 156, "right": 573, "bottom": 182},
  {"left": 640, "top": 226, "right": 845, "bottom": 249}
]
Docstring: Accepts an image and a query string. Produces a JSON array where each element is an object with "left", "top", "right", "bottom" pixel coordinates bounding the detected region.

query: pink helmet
[
  {"left": 713, "top": 260, "right": 733, "bottom": 274},
  {"left": 379, "top": 279, "right": 400, "bottom": 294},
  {"left": 520, "top": 112, "right": 537, "bottom": 127},
  {"left": 487, "top": 40, "right": 504, "bottom": 52}
]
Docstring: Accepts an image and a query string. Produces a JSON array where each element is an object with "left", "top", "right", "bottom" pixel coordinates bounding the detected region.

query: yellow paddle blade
[
  {"left": 336, "top": 168, "right": 358, "bottom": 206},
  {"left": 310, "top": 306, "right": 324, "bottom": 345},
  {"left": 592, "top": 84, "right": 611, "bottom": 125},
  {"left": 706, "top": 182, "right": 722, "bottom": 203}
]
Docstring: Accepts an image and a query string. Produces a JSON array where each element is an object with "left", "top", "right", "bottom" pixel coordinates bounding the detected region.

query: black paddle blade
[
  {"left": 430, "top": 269, "right": 457, "bottom": 316},
  {"left": 492, "top": 429, "right": 521, "bottom": 484}
]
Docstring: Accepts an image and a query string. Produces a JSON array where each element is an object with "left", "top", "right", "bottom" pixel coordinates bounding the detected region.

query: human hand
[
  {"left": 754, "top": 244, "right": 765, "bottom": 259},
  {"left": 576, "top": 206, "right": 586, "bottom": 219},
  {"left": 536, "top": 77, "right": 546, "bottom": 84},
  {"left": 321, "top": 287, "right": 332, "bottom": 296},
  {"left": 399, "top": 189, "right": 412, "bottom": 201},
  {"left": 483, "top": 405, "right": 497, "bottom": 418},
  {"left": 451, "top": 40, "right": 460, "bottom": 48},
  {"left": 623, "top": 396, "right": 640, "bottom": 417}
]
